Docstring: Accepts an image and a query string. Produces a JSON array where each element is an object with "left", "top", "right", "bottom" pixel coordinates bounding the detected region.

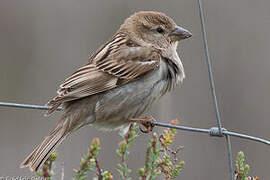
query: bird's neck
[{"left": 161, "top": 43, "right": 185, "bottom": 92}]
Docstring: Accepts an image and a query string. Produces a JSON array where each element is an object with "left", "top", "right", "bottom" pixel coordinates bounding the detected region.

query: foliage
[
  {"left": 73, "top": 137, "right": 113, "bottom": 180},
  {"left": 234, "top": 151, "right": 258, "bottom": 180},
  {"left": 36, "top": 120, "right": 185, "bottom": 179},
  {"left": 37, "top": 152, "right": 58, "bottom": 180},
  {"left": 138, "top": 119, "right": 185, "bottom": 180},
  {"left": 116, "top": 124, "right": 139, "bottom": 180},
  {"left": 37, "top": 126, "right": 263, "bottom": 180}
]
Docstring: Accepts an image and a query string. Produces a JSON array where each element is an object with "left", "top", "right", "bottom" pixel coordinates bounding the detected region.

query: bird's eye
[{"left": 156, "top": 27, "right": 165, "bottom": 34}]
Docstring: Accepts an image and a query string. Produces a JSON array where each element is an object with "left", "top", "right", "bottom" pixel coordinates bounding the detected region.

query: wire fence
[{"left": 0, "top": 1, "right": 269, "bottom": 180}]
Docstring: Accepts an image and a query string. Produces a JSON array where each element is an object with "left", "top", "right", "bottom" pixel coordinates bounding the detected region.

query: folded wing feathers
[
  {"left": 60, "top": 64, "right": 97, "bottom": 88},
  {"left": 54, "top": 73, "right": 117, "bottom": 103},
  {"left": 46, "top": 67, "right": 118, "bottom": 115},
  {"left": 46, "top": 33, "right": 160, "bottom": 115}
]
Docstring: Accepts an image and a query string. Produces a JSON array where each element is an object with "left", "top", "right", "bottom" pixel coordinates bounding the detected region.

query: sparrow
[{"left": 20, "top": 11, "right": 192, "bottom": 172}]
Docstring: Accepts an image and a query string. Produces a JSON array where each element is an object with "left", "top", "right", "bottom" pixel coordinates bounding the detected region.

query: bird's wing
[{"left": 45, "top": 33, "right": 160, "bottom": 115}]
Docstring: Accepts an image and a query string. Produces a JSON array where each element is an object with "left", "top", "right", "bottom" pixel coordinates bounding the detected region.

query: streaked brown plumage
[{"left": 20, "top": 11, "right": 191, "bottom": 172}]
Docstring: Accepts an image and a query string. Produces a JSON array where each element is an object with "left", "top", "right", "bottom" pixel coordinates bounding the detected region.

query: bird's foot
[{"left": 129, "top": 116, "right": 156, "bottom": 133}]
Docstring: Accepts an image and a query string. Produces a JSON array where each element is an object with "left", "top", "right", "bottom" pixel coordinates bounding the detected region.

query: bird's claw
[{"left": 129, "top": 116, "right": 156, "bottom": 133}]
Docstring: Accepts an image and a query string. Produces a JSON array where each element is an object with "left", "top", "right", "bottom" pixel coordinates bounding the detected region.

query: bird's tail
[{"left": 20, "top": 118, "right": 69, "bottom": 172}]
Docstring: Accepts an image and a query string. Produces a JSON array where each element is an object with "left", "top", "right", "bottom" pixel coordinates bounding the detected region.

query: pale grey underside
[{"left": 66, "top": 59, "right": 174, "bottom": 132}]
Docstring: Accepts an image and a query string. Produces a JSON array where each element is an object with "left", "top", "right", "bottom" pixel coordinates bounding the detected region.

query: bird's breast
[{"left": 92, "top": 59, "right": 174, "bottom": 130}]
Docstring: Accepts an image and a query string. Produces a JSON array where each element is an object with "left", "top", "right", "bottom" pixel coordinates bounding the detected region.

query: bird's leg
[{"left": 129, "top": 116, "right": 156, "bottom": 133}]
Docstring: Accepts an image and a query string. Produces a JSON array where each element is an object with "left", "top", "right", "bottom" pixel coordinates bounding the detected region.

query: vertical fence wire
[
  {"left": 225, "top": 135, "right": 234, "bottom": 180},
  {"left": 197, "top": 0, "right": 234, "bottom": 179},
  {"left": 197, "top": 0, "right": 223, "bottom": 134}
]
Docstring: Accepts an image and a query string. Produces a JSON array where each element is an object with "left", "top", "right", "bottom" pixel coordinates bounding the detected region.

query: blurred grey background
[{"left": 1, "top": 0, "right": 270, "bottom": 179}]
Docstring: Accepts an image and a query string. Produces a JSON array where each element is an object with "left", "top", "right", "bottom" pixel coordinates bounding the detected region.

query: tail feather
[
  {"left": 45, "top": 100, "right": 61, "bottom": 116},
  {"left": 20, "top": 122, "right": 69, "bottom": 172}
]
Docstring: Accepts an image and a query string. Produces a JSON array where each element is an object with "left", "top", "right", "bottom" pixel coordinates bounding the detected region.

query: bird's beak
[{"left": 169, "top": 26, "right": 192, "bottom": 41}]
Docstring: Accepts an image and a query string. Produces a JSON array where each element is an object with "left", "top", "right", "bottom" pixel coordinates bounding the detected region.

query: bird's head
[{"left": 120, "top": 11, "right": 192, "bottom": 48}]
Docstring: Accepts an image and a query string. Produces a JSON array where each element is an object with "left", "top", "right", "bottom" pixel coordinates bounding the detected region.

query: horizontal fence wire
[
  {"left": 0, "top": 102, "right": 63, "bottom": 111},
  {"left": 1, "top": 101, "right": 270, "bottom": 146}
]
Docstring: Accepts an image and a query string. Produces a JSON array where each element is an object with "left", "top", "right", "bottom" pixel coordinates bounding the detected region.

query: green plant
[
  {"left": 116, "top": 123, "right": 138, "bottom": 180},
  {"left": 36, "top": 120, "right": 185, "bottom": 179},
  {"left": 37, "top": 151, "right": 58, "bottom": 179},
  {"left": 73, "top": 138, "right": 113, "bottom": 180},
  {"left": 234, "top": 151, "right": 258, "bottom": 180},
  {"left": 138, "top": 119, "right": 185, "bottom": 180}
]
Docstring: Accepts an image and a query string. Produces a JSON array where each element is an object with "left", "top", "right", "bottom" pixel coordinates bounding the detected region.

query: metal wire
[
  {"left": 1, "top": 101, "right": 270, "bottom": 146},
  {"left": 0, "top": 101, "right": 62, "bottom": 111},
  {"left": 153, "top": 122, "right": 210, "bottom": 134},
  {"left": 196, "top": 0, "right": 234, "bottom": 179},
  {"left": 197, "top": 0, "right": 223, "bottom": 134},
  {"left": 225, "top": 135, "right": 234, "bottom": 180},
  {"left": 224, "top": 130, "right": 270, "bottom": 146}
]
